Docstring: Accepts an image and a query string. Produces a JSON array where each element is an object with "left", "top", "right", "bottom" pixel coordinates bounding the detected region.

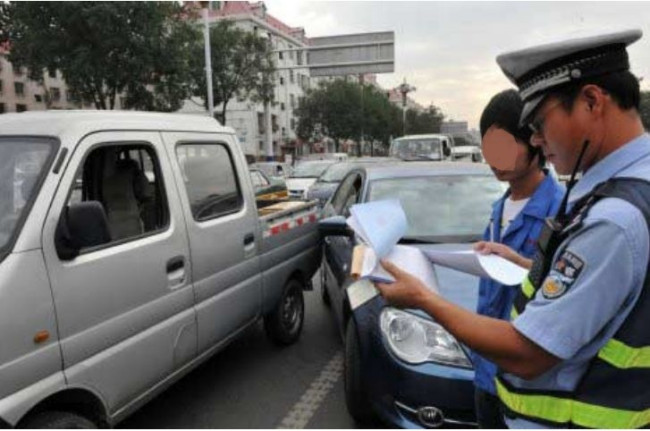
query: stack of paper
[{"left": 346, "top": 200, "right": 528, "bottom": 289}]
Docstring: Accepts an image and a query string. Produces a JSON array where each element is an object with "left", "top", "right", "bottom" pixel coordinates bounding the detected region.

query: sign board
[{"left": 307, "top": 31, "right": 394, "bottom": 77}]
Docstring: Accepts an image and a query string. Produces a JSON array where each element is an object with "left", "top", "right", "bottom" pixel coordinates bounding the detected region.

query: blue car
[{"left": 319, "top": 162, "right": 505, "bottom": 428}]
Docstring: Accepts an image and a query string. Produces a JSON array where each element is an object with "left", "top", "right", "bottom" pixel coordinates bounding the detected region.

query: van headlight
[{"left": 380, "top": 308, "right": 472, "bottom": 368}]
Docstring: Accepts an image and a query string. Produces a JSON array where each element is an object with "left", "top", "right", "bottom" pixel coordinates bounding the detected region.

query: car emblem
[{"left": 417, "top": 406, "right": 445, "bottom": 428}]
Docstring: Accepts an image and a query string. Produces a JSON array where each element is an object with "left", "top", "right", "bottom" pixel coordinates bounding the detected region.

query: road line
[{"left": 276, "top": 350, "right": 344, "bottom": 429}]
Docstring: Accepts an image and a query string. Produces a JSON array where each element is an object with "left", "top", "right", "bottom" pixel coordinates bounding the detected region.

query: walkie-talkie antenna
[{"left": 557, "top": 140, "right": 590, "bottom": 221}]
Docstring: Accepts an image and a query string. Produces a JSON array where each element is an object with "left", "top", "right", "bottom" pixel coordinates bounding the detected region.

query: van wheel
[
  {"left": 21, "top": 411, "right": 97, "bottom": 429},
  {"left": 344, "top": 319, "right": 375, "bottom": 425},
  {"left": 264, "top": 278, "right": 305, "bottom": 345}
]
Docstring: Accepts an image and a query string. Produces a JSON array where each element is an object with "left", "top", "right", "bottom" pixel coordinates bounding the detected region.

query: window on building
[
  {"left": 51, "top": 87, "right": 61, "bottom": 102},
  {"left": 289, "top": 46, "right": 294, "bottom": 61},
  {"left": 290, "top": 94, "right": 295, "bottom": 109},
  {"left": 297, "top": 50, "right": 303, "bottom": 66},
  {"left": 257, "top": 112, "right": 265, "bottom": 134},
  {"left": 0, "top": 103, "right": 5, "bottom": 114},
  {"left": 34, "top": 94, "right": 43, "bottom": 103},
  {"left": 281, "top": 127, "right": 286, "bottom": 136},
  {"left": 176, "top": 144, "right": 243, "bottom": 221},
  {"left": 279, "top": 51, "right": 283, "bottom": 60},
  {"left": 48, "top": 69, "right": 56, "bottom": 79},
  {"left": 14, "top": 67, "right": 23, "bottom": 77},
  {"left": 16, "top": 104, "right": 27, "bottom": 112},
  {"left": 279, "top": 76, "right": 284, "bottom": 85},
  {"left": 290, "top": 118, "right": 295, "bottom": 130},
  {"left": 280, "top": 102, "right": 285, "bottom": 111},
  {"left": 14, "top": 82, "right": 24, "bottom": 97},
  {"left": 290, "top": 70, "right": 295, "bottom": 84}
]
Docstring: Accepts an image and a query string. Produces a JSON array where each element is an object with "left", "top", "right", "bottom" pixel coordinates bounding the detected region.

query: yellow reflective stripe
[
  {"left": 496, "top": 378, "right": 650, "bottom": 428},
  {"left": 598, "top": 338, "right": 650, "bottom": 369},
  {"left": 510, "top": 307, "right": 519, "bottom": 320},
  {"left": 521, "top": 276, "right": 535, "bottom": 299}
]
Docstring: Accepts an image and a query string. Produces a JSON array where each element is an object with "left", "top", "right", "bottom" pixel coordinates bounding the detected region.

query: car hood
[{"left": 286, "top": 178, "right": 316, "bottom": 191}]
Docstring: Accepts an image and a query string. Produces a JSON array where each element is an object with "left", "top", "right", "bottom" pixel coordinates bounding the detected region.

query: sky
[{"left": 262, "top": 1, "right": 650, "bottom": 130}]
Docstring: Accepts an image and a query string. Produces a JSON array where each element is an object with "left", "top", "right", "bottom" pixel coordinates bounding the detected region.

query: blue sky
[{"left": 264, "top": 1, "right": 650, "bottom": 129}]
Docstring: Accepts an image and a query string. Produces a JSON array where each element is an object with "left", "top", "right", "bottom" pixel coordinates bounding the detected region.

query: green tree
[
  {"left": 191, "top": 20, "right": 275, "bottom": 124},
  {"left": 640, "top": 90, "right": 650, "bottom": 131},
  {"left": 1, "top": 2, "right": 200, "bottom": 111},
  {"left": 405, "top": 105, "right": 445, "bottom": 134}
]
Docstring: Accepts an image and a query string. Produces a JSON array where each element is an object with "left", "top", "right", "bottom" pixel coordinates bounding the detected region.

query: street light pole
[
  {"left": 397, "top": 78, "right": 415, "bottom": 136},
  {"left": 202, "top": 6, "right": 214, "bottom": 119}
]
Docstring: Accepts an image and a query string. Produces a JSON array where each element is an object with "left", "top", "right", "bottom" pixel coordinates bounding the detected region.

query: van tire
[
  {"left": 264, "top": 278, "right": 305, "bottom": 345},
  {"left": 20, "top": 411, "right": 97, "bottom": 429},
  {"left": 344, "top": 319, "right": 375, "bottom": 425}
]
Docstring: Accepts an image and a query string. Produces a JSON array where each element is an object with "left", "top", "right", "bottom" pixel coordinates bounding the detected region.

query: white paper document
[
  {"left": 348, "top": 199, "right": 407, "bottom": 258},
  {"left": 423, "top": 249, "right": 528, "bottom": 286}
]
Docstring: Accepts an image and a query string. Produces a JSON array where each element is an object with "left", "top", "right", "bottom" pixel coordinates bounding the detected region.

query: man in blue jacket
[{"left": 471, "top": 89, "right": 564, "bottom": 428}]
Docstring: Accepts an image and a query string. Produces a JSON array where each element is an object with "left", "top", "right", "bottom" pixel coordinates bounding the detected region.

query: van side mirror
[
  {"left": 55, "top": 201, "right": 111, "bottom": 260},
  {"left": 319, "top": 215, "right": 352, "bottom": 237}
]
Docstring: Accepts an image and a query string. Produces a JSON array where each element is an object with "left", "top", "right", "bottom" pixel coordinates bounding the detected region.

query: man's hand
[
  {"left": 374, "top": 260, "right": 435, "bottom": 309},
  {"left": 474, "top": 241, "right": 533, "bottom": 269}
]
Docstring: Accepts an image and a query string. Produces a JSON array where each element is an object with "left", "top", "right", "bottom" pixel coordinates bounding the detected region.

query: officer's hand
[
  {"left": 474, "top": 241, "right": 533, "bottom": 270},
  {"left": 375, "top": 260, "right": 433, "bottom": 309}
]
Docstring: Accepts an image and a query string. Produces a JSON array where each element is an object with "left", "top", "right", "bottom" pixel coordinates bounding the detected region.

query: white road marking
[{"left": 277, "top": 350, "right": 344, "bottom": 429}]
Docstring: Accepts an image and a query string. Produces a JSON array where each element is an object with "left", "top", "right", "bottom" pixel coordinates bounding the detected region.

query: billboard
[{"left": 307, "top": 31, "right": 394, "bottom": 77}]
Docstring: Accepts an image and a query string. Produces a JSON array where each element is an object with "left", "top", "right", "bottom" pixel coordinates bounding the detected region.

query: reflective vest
[{"left": 496, "top": 177, "right": 650, "bottom": 428}]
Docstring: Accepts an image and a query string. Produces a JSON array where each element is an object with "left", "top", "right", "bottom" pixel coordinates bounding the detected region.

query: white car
[{"left": 286, "top": 160, "right": 336, "bottom": 199}]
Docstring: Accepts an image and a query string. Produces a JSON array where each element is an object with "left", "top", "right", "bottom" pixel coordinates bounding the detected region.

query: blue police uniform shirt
[
  {"left": 472, "top": 173, "right": 564, "bottom": 395},
  {"left": 504, "top": 133, "right": 650, "bottom": 428}
]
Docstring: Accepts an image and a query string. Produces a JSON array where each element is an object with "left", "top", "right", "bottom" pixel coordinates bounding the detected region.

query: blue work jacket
[{"left": 472, "top": 173, "right": 564, "bottom": 395}]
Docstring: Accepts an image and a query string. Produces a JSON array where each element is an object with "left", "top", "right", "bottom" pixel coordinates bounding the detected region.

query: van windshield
[
  {"left": 0, "top": 140, "right": 54, "bottom": 254},
  {"left": 390, "top": 138, "right": 443, "bottom": 161}
]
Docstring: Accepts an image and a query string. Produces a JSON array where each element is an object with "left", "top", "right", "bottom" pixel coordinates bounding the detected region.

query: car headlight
[{"left": 380, "top": 307, "right": 472, "bottom": 368}]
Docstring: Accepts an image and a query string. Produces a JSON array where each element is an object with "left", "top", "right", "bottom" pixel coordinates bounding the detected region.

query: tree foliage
[
  {"left": 0, "top": 2, "right": 200, "bottom": 111},
  {"left": 296, "top": 79, "right": 444, "bottom": 152},
  {"left": 191, "top": 20, "right": 275, "bottom": 124}
]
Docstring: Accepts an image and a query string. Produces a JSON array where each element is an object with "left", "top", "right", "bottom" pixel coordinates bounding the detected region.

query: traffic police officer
[{"left": 375, "top": 29, "right": 650, "bottom": 428}]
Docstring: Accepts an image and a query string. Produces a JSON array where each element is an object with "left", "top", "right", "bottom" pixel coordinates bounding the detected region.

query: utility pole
[
  {"left": 201, "top": 4, "right": 214, "bottom": 119},
  {"left": 397, "top": 78, "right": 416, "bottom": 136}
]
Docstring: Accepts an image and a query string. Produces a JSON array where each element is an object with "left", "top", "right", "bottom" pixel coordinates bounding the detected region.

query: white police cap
[{"left": 496, "top": 29, "right": 642, "bottom": 126}]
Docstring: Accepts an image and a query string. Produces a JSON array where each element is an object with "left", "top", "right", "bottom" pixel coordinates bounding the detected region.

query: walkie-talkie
[{"left": 530, "top": 140, "right": 590, "bottom": 287}]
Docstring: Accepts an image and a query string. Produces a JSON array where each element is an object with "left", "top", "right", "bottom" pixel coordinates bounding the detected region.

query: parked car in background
[
  {"left": 319, "top": 162, "right": 506, "bottom": 428},
  {"left": 306, "top": 157, "right": 399, "bottom": 208},
  {"left": 451, "top": 145, "right": 483, "bottom": 162},
  {"left": 389, "top": 134, "right": 455, "bottom": 162},
  {"left": 250, "top": 167, "right": 289, "bottom": 208},
  {"left": 0, "top": 111, "right": 321, "bottom": 428},
  {"left": 286, "top": 160, "right": 336, "bottom": 199},
  {"left": 252, "top": 161, "right": 292, "bottom": 180}
]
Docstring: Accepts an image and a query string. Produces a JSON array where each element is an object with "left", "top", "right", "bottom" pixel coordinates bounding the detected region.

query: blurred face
[
  {"left": 528, "top": 90, "right": 602, "bottom": 175},
  {"left": 482, "top": 126, "right": 537, "bottom": 182}
]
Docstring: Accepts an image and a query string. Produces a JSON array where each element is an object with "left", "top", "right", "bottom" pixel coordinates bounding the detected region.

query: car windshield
[
  {"left": 390, "top": 138, "right": 442, "bottom": 161},
  {"left": 0, "top": 139, "right": 54, "bottom": 253},
  {"left": 291, "top": 162, "right": 333, "bottom": 178},
  {"left": 367, "top": 175, "right": 504, "bottom": 241},
  {"left": 318, "top": 163, "right": 356, "bottom": 183}
]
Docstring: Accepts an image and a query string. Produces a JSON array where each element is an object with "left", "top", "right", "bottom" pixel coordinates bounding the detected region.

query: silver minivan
[{"left": 0, "top": 111, "right": 321, "bottom": 428}]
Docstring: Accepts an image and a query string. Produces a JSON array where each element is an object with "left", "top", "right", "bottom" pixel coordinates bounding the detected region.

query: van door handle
[
  {"left": 243, "top": 233, "right": 255, "bottom": 245},
  {"left": 167, "top": 256, "right": 185, "bottom": 273},
  {"left": 166, "top": 256, "right": 186, "bottom": 289}
]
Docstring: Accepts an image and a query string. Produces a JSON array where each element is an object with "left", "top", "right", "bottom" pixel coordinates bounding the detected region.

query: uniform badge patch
[
  {"left": 542, "top": 275, "right": 567, "bottom": 299},
  {"left": 542, "top": 250, "right": 585, "bottom": 299}
]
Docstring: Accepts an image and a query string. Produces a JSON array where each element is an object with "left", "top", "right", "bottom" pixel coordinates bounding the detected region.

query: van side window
[
  {"left": 63, "top": 144, "right": 169, "bottom": 249},
  {"left": 176, "top": 144, "right": 243, "bottom": 221}
]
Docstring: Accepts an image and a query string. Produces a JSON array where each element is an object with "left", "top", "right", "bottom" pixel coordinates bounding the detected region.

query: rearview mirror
[
  {"left": 319, "top": 215, "right": 352, "bottom": 237},
  {"left": 55, "top": 201, "right": 111, "bottom": 260}
]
